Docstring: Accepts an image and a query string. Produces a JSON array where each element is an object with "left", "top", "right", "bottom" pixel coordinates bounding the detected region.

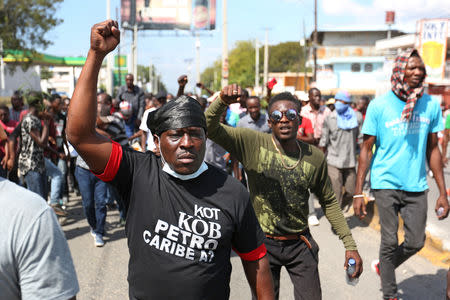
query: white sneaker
[
  {"left": 94, "top": 234, "right": 104, "bottom": 247},
  {"left": 371, "top": 259, "right": 380, "bottom": 276},
  {"left": 308, "top": 215, "right": 320, "bottom": 226}
]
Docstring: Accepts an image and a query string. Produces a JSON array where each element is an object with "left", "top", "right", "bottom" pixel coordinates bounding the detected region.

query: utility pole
[
  {"left": 0, "top": 39, "right": 4, "bottom": 92},
  {"left": 255, "top": 39, "right": 259, "bottom": 95},
  {"left": 153, "top": 66, "right": 157, "bottom": 94},
  {"left": 263, "top": 29, "right": 269, "bottom": 97},
  {"left": 148, "top": 61, "right": 152, "bottom": 93},
  {"left": 303, "top": 19, "right": 307, "bottom": 92},
  {"left": 116, "top": 7, "right": 121, "bottom": 88},
  {"left": 106, "top": 0, "right": 113, "bottom": 94},
  {"left": 195, "top": 33, "right": 201, "bottom": 94},
  {"left": 221, "top": 0, "right": 228, "bottom": 87},
  {"left": 132, "top": 22, "right": 138, "bottom": 81},
  {"left": 313, "top": 0, "right": 318, "bottom": 82}
]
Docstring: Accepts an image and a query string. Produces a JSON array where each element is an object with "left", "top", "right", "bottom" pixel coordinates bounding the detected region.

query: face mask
[
  {"left": 157, "top": 136, "right": 208, "bottom": 180},
  {"left": 334, "top": 101, "right": 349, "bottom": 114}
]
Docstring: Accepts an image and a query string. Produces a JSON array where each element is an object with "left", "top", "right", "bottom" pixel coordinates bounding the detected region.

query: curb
[{"left": 360, "top": 200, "right": 450, "bottom": 268}]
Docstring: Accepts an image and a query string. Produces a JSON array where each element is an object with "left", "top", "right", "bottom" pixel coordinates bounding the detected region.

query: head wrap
[
  {"left": 391, "top": 49, "right": 426, "bottom": 121},
  {"left": 335, "top": 90, "right": 351, "bottom": 103},
  {"left": 147, "top": 95, "right": 207, "bottom": 136},
  {"left": 334, "top": 90, "right": 357, "bottom": 130}
]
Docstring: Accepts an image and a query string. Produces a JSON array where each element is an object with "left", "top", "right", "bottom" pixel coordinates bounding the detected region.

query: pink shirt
[{"left": 300, "top": 104, "right": 331, "bottom": 139}]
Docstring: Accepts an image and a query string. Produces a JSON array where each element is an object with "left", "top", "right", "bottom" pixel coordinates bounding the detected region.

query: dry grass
[{"left": 0, "top": 97, "right": 9, "bottom": 106}]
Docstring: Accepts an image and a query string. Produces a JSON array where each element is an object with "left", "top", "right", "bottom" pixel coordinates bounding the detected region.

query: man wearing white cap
[{"left": 319, "top": 91, "right": 363, "bottom": 209}]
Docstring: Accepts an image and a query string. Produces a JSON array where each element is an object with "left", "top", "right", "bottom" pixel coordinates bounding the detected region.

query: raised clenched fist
[
  {"left": 90, "top": 19, "right": 120, "bottom": 56},
  {"left": 220, "top": 84, "right": 243, "bottom": 105},
  {"left": 178, "top": 75, "right": 188, "bottom": 87}
]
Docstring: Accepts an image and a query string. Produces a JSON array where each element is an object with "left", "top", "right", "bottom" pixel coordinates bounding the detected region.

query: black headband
[{"left": 147, "top": 95, "right": 207, "bottom": 136}]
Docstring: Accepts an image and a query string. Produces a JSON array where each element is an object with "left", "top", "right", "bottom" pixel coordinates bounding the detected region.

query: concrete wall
[
  {"left": 321, "top": 31, "right": 402, "bottom": 46},
  {"left": 317, "top": 62, "right": 384, "bottom": 95},
  {"left": 0, "top": 65, "right": 41, "bottom": 97}
]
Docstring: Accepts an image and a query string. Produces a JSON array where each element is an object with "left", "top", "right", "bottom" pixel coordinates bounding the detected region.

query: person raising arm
[
  {"left": 67, "top": 20, "right": 274, "bottom": 300},
  {"left": 66, "top": 20, "right": 119, "bottom": 173}
]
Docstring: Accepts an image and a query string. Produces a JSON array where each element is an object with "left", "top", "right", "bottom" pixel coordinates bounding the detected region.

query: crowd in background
[{"left": 0, "top": 72, "right": 449, "bottom": 245}]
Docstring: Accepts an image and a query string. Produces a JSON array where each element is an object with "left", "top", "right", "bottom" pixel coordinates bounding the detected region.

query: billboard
[
  {"left": 417, "top": 19, "right": 449, "bottom": 83},
  {"left": 121, "top": 0, "right": 216, "bottom": 31},
  {"left": 385, "top": 11, "right": 395, "bottom": 25}
]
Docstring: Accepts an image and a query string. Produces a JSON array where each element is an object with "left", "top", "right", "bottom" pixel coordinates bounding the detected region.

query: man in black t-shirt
[{"left": 67, "top": 20, "right": 274, "bottom": 300}]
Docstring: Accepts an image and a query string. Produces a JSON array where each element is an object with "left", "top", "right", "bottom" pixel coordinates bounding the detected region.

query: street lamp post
[
  {"left": 263, "top": 29, "right": 269, "bottom": 97},
  {"left": 0, "top": 39, "right": 4, "bottom": 92},
  {"left": 255, "top": 39, "right": 259, "bottom": 95},
  {"left": 221, "top": 0, "right": 228, "bottom": 87}
]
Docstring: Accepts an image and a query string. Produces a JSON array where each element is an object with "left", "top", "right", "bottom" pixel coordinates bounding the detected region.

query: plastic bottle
[
  {"left": 346, "top": 258, "right": 359, "bottom": 285},
  {"left": 437, "top": 207, "right": 444, "bottom": 217}
]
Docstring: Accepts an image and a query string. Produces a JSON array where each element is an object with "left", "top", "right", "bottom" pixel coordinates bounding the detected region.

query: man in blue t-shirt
[{"left": 353, "top": 49, "right": 449, "bottom": 300}]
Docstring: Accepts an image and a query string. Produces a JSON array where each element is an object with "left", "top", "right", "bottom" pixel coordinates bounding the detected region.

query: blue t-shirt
[{"left": 362, "top": 91, "right": 443, "bottom": 192}]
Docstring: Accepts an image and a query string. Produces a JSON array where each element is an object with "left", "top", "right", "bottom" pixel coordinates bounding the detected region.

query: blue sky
[{"left": 43, "top": 0, "right": 449, "bottom": 92}]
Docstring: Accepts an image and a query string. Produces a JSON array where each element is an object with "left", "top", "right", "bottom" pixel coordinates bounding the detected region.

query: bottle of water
[{"left": 346, "top": 258, "right": 359, "bottom": 285}]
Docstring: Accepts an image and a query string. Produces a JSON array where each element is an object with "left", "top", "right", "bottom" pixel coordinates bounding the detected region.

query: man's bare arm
[
  {"left": 241, "top": 256, "right": 274, "bottom": 300},
  {"left": 176, "top": 75, "right": 188, "bottom": 97},
  {"left": 6, "top": 136, "right": 16, "bottom": 171},
  {"left": 196, "top": 82, "right": 214, "bottom": 96},
  {"left": 66, "top": 20, "right": 119, "bottom": 174},
  {"left": 426, "top": 132, "right": 449, "bottom": 219},
  {"left": 0, "top": 124, "right": 6, "bottom": 141},
  {"left": 442, "top": 128, "right": 449, "bottom": 166},
  {"left": 29, "top": 121, "right": 49, "bottom": 149},
  {"left": 297, "top": 132, "right": 315, "bottom": 144},
  {"left": 353, "top": 134, "right": 375, "bottom": 219},
  {"left": 141, "top": 130, "right": 147, "bottom": 150}
]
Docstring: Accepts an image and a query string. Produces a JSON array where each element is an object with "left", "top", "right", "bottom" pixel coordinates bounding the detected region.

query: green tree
[
  {"left": 0, "top": 0, "right": 63, "bottom": 67},
  {"left": 136, "top": 64, "right": 167, "bottom": 93},
  {"left": 228, "top": 40, "right": 255, "bottom": 88},
  {"left": 263, "top": 41, "right": 307, "bottom": 73},
  {"left": 40, "top": 66, "right": 53, "bottom": 80},
  {"left": 200, "top": 60, "right": 221, "bottom": 91},
  {"left": 137, "top": 65, "right": 150, "bottom": 83},
  {"left": 201, "top": 40, "right": 309, "bottom": 89}
]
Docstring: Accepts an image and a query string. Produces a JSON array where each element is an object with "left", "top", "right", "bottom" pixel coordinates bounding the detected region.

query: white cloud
[
  {"left": 320, "top": 0, "right": 450, "bottom": 32},
  {"left": 322, "top": 0, "right": 367, "bottom": 16}
]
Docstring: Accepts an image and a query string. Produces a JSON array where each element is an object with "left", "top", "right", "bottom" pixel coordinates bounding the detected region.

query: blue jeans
[
  {"left": 0, "top": 164, "right": 6, "bottom": 178},
  {"left": 106, "top": 183, "right": 127, "bottom": 220},
  {"left": 57, "top": 158, "right": 68, "bottom": 201},
  {"left": 44, "top": 158, "right": 63, "bottom": 205},
  {"left": 75, "top": 166, "right": 107, "bottom": 235},
  {"left": 24, "top": 170, "right": 46, "bottom": 199}
]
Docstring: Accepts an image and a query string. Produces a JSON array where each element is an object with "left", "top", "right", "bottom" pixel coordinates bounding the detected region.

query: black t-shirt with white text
[{"left": 109, "top": 148, "right": 265, "bottom": 300}]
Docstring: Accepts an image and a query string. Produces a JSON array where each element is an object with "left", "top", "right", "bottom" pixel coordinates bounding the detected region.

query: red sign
[{"left": 385, "top": 11, "right": 395, "bottom": 25}]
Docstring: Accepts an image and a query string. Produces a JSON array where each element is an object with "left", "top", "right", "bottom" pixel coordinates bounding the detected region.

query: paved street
[{"left": 63, "top": 177, "right": 449, "bottom": 300}]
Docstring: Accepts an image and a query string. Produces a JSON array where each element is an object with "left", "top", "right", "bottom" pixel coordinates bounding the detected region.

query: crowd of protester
[{"left": 0, "top": 20, "right": 449, "bottom": 300}]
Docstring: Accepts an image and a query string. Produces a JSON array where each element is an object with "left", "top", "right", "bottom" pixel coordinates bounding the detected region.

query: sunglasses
[{"left": 269, "top": 109, "right": 299, "bottom": 122}]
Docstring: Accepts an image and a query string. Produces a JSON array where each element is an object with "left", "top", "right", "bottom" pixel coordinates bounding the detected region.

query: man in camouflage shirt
[
  {"left": 206, "top": 85, "right": 363, "bottom": 300},
  {"left": 19, "top": 92, "right": 49, "bottom": 199}
]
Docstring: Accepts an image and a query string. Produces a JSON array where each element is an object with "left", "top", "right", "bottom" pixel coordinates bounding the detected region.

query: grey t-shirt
[
  {"left": 319, "top": 110, "right": 363, "bottom": 169},
  {"left": 0, "top": 178, "right": 79, "bottom": 300},
  {"left": 237, "top": 113, "right": 271, "bottom": 133},
  {"left": 204, "top": 138, "right": 228, "bottom": 172}
]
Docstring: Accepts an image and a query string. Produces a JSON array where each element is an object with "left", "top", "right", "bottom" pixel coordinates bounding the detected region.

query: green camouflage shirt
[{"left": 206, "top": 98, "right": 357, "bottom": 250}]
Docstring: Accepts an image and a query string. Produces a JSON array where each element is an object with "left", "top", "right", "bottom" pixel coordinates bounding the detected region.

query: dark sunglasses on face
[{"left": 269, "top": 109, "right": 298, "bottom": 122}]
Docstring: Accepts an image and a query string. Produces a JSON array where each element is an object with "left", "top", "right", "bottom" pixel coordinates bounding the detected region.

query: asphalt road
[{"left": 63, "top": 193, "right": 448, "bottom": 300}]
